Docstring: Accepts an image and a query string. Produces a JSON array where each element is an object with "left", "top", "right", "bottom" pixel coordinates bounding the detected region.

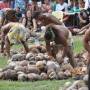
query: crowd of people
[{"left": 0, "top": 0, "right": 90, "bottom": 89}]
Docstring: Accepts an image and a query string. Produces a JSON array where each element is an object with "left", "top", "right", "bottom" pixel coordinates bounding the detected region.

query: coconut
[
  {"left": 28, "top": 65, "right": 40, "bottom": 74},
  {"left": 64, "top": 70, "right": 72, "bottom": 77},
  {"left": 47, "top": 61, "right": 60, "bottom": 72},
  {"left": 8, "top": 61, "right": 16, "bottom": 68},
  {"left": 3, "top": 69, "right": 17, "bottom": 80},
  {"left": 29, "top": 61, "right": 36, "bottom": 65},
  {"left": 48, "top": 71, "right": 57, "bottom": 80},
  {"left": 36, "top": 61, "right": 47, "bottom": 71},
  {"left": 40, "top": 73, "right": 48, "bottom": 80},
  {"left": 57, "top": 71, "right": 65, "bottom": 80},
  {"left": 11, "top": 54, "right": 26, "bottom": 61},
  {"left": 30, "top": 47, "right": 40, "bottom": 54},
  {"left": 26, "top": 53, "right": 34, "bottom": 60},
  {"left": 61, "top": 64, "right": 73, "bottom": 71},
  {"left": 19, "top": 60, "right": 29, "bottom": 67},
  {"left": 2, "top": 65, "right": 15, "bottom": 71},
  {"left": 27, "top": 73, "right": 41, "bottom": 81},
  {"left": 14, "top": 66, "right": 28, "bottom": 73},
  {"left": 83, "top": 74, "right": 88, "bottom": 82},
  {"left": 18, "top": 73, "right": 28, "bottom": 81}
]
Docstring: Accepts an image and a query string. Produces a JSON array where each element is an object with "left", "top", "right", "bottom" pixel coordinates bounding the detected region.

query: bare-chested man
[
  {"left": 33, "top": 12, "right": 76, "bottom": 67},
  {"left": 83, "top": 29, "right": 90, "bottom": 90},
  {"left": 1, "top": 22, "right": 30, "bottom": 57}
]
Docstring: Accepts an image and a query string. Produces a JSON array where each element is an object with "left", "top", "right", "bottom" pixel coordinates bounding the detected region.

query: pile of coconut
[{"left": 0, "top": 45, "right": 88, "bottom": 81}]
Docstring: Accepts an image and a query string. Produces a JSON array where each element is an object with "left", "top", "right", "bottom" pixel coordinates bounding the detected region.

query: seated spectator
[
  {"left": 79, "top": 0, "right": 85, "bottom": 10},
  {"left": 78, "top": 9, "right": 90, "bottom": 28},
  {"left": 51, "top": 0, "right": 56, "bottom": 11},
  {"left": 68, "top": 0, "right": 80, "bottom": 13},
  {"left": 15, "top": 7, "right": 22, "bottom": 21},
  {"left": 0, "top": 0, "right": 10, "bottom": 10},
  {"left": 53, "top": 0, "right": 68, "bottom": 12},
  {"left": 21, "top": 10, "right": 37, "bottom": 31},
  {"left": 42, "top": 0, "right": 52, "bottom": 13},
  {"left": 27, "top": 1, "right": 39, "bottom": 13},
  {"left": 14, "top": 0, "right": 26, "bottom": 14}
]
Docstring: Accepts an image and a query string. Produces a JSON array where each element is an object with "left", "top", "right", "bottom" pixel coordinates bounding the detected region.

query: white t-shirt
[
  {"left": 84, "top": 0, "right": 90, "bottom": 9},
  {"left": 55, "top": 2, "right": 68, "bottom": 11}
]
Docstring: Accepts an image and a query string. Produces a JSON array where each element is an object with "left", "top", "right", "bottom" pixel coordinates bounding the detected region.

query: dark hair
[
  {"left": 32, "top": 11, "right": 41, "bottom": 19},
  {"left": 44, "top": 27, "right": 53, "bottom": 41}
]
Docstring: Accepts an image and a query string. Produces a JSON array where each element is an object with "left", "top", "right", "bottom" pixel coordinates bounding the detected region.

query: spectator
[
  {"left": 53, "top": 0, "right": 68, "bottom": 11},
  {"left": 21, "top": 10, "right": 37, "bottom": 31},
  {"left": 15, "top": 7, "right": 22, "bottom": 21},
  {"left": 79, "top": 0, "right": 85, "bottom": 10},
  {"left": 68, "top": 0, "right": 80, "bottom": 13},
  {"left": 51, "top": 0, "right": 56, "bottom": 11},
  {"left": 84, "top": 0, "right": 90, "bottom": 10},
  {"left": 14, "top": 0, "right": 25, "bottom": 13},
  {"left": 42, "top": 0, "right": 52, "bottom": 13}
]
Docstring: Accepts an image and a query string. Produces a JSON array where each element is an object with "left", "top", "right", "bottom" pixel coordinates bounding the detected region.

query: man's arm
[{"left": 83, "top": 29, "right": 90, "bottom": 53}]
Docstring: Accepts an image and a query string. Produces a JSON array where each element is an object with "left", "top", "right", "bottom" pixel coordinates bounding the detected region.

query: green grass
[
  {"left": 0, "top": 79, "right": 73, "bottom": 90},
  {"left": 0, "top": 36, "right": 84, "bottom": 90},
  {"left": 73, "top": 36, "right": 84, "bottom": 53}
]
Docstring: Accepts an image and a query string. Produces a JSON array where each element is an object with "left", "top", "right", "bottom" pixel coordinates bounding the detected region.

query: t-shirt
[
  {"left": 84, "top": 0, "right": 90, "bottom": 9},
  {"left": 14, "top": 0, "right": 25, "bottom": 10},
  {"left": 55, "top": 2, "right": 68, "bottom": 11}
]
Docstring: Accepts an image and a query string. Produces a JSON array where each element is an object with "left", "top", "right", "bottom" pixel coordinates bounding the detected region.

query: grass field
[{"left": 0, "top": 36, "right": 84, "bottom": 90}]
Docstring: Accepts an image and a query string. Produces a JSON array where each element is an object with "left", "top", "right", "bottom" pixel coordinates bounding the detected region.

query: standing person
[
  {"left": 83, "top": 29, "right": 90, "bottom": 90},
  {"left": 33, "top": 12, "right": 76, "bottom": 68},
  {"left": 0, "top": 9, "right": 19, "bottom": 53}
]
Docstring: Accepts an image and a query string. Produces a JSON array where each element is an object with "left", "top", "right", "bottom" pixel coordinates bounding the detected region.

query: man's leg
[
  {"left": 66, "top": 46, "right": 76, "bottom": 68},
  {"left": 5, "top": 36, "right": 10, "bottom": 57},
  {"left": 1, "top": 32, "right": 5, "bottom": 53},
  {"left": 20, "top": 40, "right": 29, "bottom": 53}
]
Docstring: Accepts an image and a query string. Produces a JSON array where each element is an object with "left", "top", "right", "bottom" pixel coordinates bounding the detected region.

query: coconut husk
[{"left": 27, "top": 73, "right": 41, "bottom": 81}]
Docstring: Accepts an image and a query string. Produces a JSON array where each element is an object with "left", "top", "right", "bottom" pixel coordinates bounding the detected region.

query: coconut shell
[
  {"left": 14, "top": 66, "right": 28, "bottom": 73},
  {"left": 57, "top": 71, "right": 65, "bottom": 80},
  {"left": 40, "top": 73, "right": 48, "bottom": 80},
  {"left": 47, "top": 61, "right": 60, "bottom": 72},
  {"left": 11, "top": 54, "right": 26, "bottom": 61},
  {"left": 3, "top": 69, "right": 17, "bottom": 80},
  {"left": 18, "top": 73, "right": 28, "bottom": 81},
  {"left": 64, "top": 70, "right": 72, "bottom": 77},
  {"left": 27, "top": 73, "right": 41, "bottom": 81},
  {"left": 48, "top": 71, "right": 57, "bottom": 80},
  {"left": 26, "top": 53, "right": 34, "bottom": 60},
  {"left": 19, "top": 60, "right": 29, "bottom": 67},
  {"left": 36, "top": 61, "right": 46, "bottom": 71},
  {"left": 28, "top": 65, "right": 40, "bottom": 74}
]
